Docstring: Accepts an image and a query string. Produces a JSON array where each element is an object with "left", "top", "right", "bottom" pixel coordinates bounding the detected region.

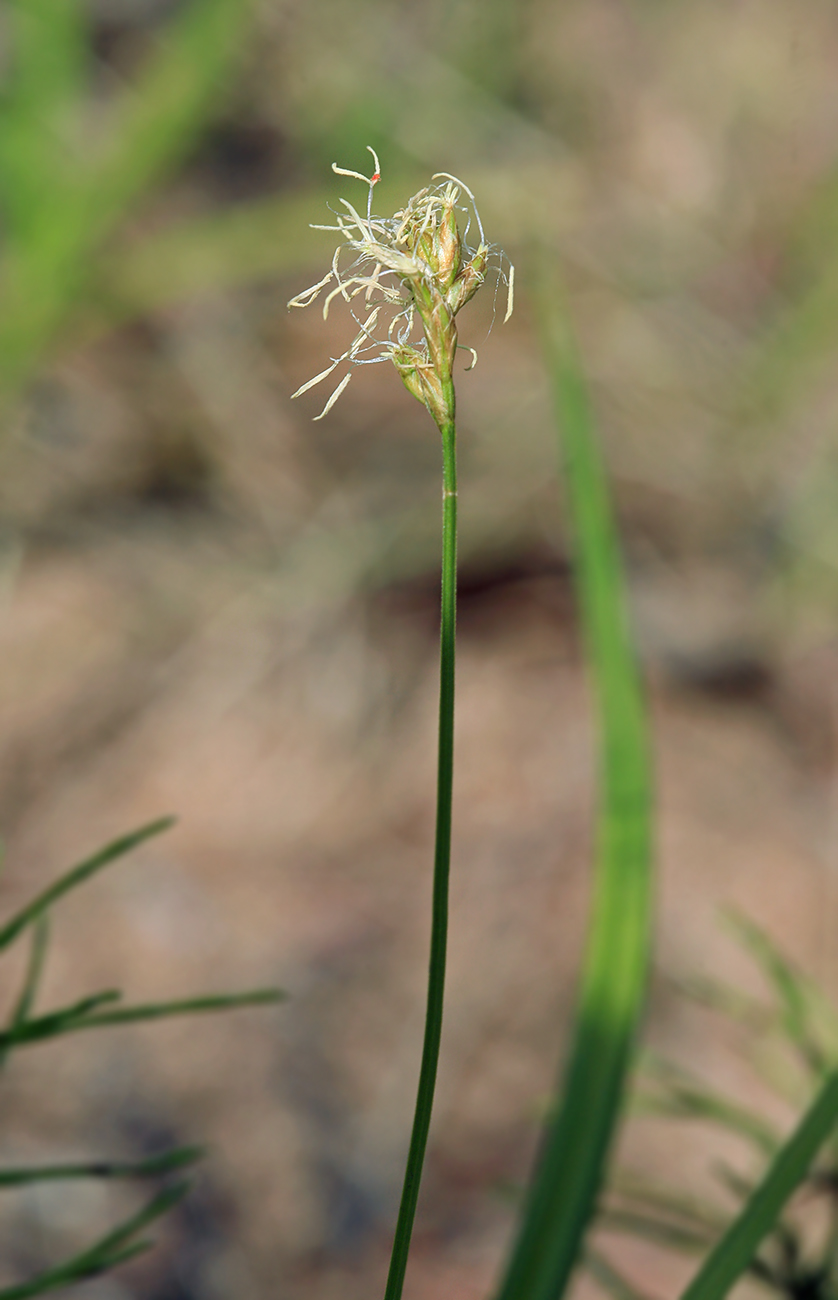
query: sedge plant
[{"left": 288, "top": 148, "right": 513, "bottom": 1299}]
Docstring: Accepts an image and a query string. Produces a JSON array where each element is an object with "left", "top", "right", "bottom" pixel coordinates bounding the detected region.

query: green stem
[{"left": 384, "top": 411, "right": 457, "bottom": 1300}]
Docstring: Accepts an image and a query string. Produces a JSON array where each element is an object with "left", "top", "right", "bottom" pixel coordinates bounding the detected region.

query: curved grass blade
[
  {"left": 494, "top": 260, "right": 654, "bottom": 1300},
  {"left": 10, "top": 916, "right": 50, "bottom": 1028},
  {"left": 711, "top": 1163, "right": 757, "bottom": 1206},
  {"left": 0, "top": 925, "right": 82, "bottom": 1076},
  {"left": 673, "top": 975, "right": 816, "bottom": 1108},
  {"left": 598, "top": 1208, "right": 716, "bottom": 1253},
  {"left": 679, "top": 1071, "right": 838, "bottom": 1300},
  {"left": 724, "top": 909, "right": 838, "bottom": 1076},
  {"left": 0, "top": 916, "right": 50, "bottom": 1069},
  {"left": 69, "top": 988, "right": 285, "bottom": 1028},
  {"left": 93, "top": 0, "right": 256, "bottom": 234},
  {"left": 0, "top": 988, "right": 284, "bottom": 1050},
  {"left": 0, "top": 1181, "right": 189, "bottom": 1299},
  {"left": 709, "top": 1158, "right": 805, "bottom": 1272},
  {"left": 585, "top": 1248, "right": 656, "bottom": 1300},
  {"left": 609, "top": 1175, "right": 731, "bottom": 1239},
  {"left": 78, "top": 1239, "right": 153, "bottom": 1273},
  {"left": 636, "top": 1059, "right": 780, "bottom": 1159},
  {"left": 744, "top": 260, "right": 838, "bottom": 421},
  {"left": 0, "top": 0, "right": 88, "bottom": 236},
  {"left": 0, "top": 817, "right": 175, "bottom": 954},
  {"left": 677, "top": 975, "right": 771, "bottom": 1032},
  {"left": 0, "top": 1145, "right": 204, "bottom": 1188},
  {"left": 0, "top": 990, "right": 122, "bottom": 1050},
  {"left": 0, "top": 0, "right": 257, "bottom": 406}
]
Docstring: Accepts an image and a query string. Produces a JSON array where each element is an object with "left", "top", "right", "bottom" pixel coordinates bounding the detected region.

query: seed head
[{"left": 287, "top": 149, "right": 513, "bottom": 432}]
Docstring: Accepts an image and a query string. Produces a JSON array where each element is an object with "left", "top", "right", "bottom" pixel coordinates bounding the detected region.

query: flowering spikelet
[{"left": 287, "top": 148, "right": 513, "bottom": 432}]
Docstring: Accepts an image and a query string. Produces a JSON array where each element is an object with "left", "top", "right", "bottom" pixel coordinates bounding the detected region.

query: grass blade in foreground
[
  {"left": 0, "top": 1182, "right": 189, "bottom": 1300},
  {"left": 9, "top": 916, "right": 50, "bottom": 1029},
  {"left": 0, "top": 989, "right": 285, "bottom": 1051},
  {"left": 0, "top": 1146, "right": 204, "bottom": 1188},
  {"left": 679, "top": 1070, "right": 838, "bottom": 1300},
  {"left": 0, "top": 0, "right": 256, "bottom": 407},
  {"left": 0, "top": 817, "right": 175, "bottom": 953},
  {"left": 495, "top": 265, "right": 653, "bottom": 1300},
  {"left": 94, "top": 0, "right": 255, "bottom": 233},
  {"left": 722, "top": 909, "right": 837, "bottom": 1076}
]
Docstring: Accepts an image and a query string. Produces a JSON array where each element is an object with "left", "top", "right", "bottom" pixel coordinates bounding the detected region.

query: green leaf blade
[
  {"left": 679, "top": 1071, "right": 838, "bottom": 1300},
  {"left": 93, "top": 0, "right": 256, "bottom": 233},
  {"left": 0, "top": 0, "right": 89, "bottom": 236},
  {"left": 0, "top": 1181, "right": 189, "bottom": 1299},
  {"left": 0, "top": 817, "right": 175, "bottom": 954},
  {"left": 494, "top": 262, "right": 654, "bottom": 1300},
  {"left": 0, "top": 1146, "right": 204, "bottom": 1188},
  {"left": 0, "top": 988, "right": 285, "bottom": 1051}
]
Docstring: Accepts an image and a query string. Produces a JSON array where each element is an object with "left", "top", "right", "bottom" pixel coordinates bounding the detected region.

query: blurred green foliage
[
  {"left": 596, "top": 915, "right": 838, "bottom": 1300},
  {"left": 0, "top": 817, "right": 282, "bottom": 1295},
  {"left": 495, "top": 269, "right": 653, "bottom": 1300},
  {"left": 0, "top": 0, "right": 256, "bottom": 401}
]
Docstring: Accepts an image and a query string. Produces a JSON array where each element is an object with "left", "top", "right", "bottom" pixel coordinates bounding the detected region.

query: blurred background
[{"left": 2, "top": 0, "right": 838, "bottom": 1296}]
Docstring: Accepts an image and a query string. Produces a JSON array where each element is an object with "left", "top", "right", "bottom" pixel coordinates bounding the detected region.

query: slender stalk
[
  {"left": 289, "top": 158, "right": 504, "bottom": 1298},
  {"left": 384, "top": 408, "right": 457, "bottom": 1300}
]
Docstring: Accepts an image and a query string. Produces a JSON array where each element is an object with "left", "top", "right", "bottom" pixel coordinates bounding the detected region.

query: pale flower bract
[{"left": 287, "top": 148, "right": 513, "bottom": 431}]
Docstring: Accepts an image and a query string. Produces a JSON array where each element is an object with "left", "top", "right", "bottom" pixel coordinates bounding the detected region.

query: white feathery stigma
[{"left": 288, "top": 151, "right": 514, "bottom": 425}]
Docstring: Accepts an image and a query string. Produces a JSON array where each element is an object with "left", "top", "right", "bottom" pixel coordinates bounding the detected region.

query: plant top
[{"left": 288, "top": 148, "right": 513, "bottom": 431}]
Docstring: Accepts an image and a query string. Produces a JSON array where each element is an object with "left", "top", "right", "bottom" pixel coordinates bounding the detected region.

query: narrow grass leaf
[
  {"left": 1, "top": 988, "right": 285, "bottom": 1049},
  {"left": 0, "top": 990, "right": 122, "bottom": 1050},
  {"left": 76, "top": 988, "right": 286, "bottom": 1027},
  {"left": 609, "top": 1173, "right": 730, "bottom": 1232},
  {"left": 679, "top": 1071, "right": 838, "bottom": 1300},
  {"left": 678, "top": 975, "right": 771, "bottom": 1032},
  {"left": 585, "top": 1249, "right": 656, "bottom": 1300},
  {"left": 10, "top": 916, "right": 50, "bottom": 1028},
  {"left": 673, "top": 975, "right": 816, "bottom": 1107},
  {"left": 0, "top": 0, "right": 88, "bottom": 236},
  {"left": 0, "top": 916, "right": 51, "bottom": 1069},
  {"left": 494, "top": 258, "right": 654, "bottom": 1300},
  {"left": 0, "top": 817, "right": 175, "bottom": 953},
  {"left": 0, "top": 0, "right": 257, "bottom": 407},
  {"left": 65, "top": 1180, "right": 189, "bottom": 1257},
  {"left": 87, "top": 1239, "right": 154, "bottom": 1275},
  {"left": 0, "top": 1182, "right": 189, "bottom": 1299},
  {"left": 744, "top": 263, "right": 838, "bottom": 420},
  {"left": 94, "top": 0, "right": 255, "bottom": 233},
  {"left": 636, "top": 1062, "right": 780, "bottom": 1158},
  {"left": 599, "top": 1208, "right": 717, "bottom": 1253},
  {"left": 0, "top": 1146, "right": 205, "bottom": 1188},
  {"left": 724, "top": 909, "right": 837, "bottom": 1075}
]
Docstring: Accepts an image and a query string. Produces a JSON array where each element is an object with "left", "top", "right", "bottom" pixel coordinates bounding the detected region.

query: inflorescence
[{"left": 288, "top": 148, "right": 513, "bottom": 431}]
